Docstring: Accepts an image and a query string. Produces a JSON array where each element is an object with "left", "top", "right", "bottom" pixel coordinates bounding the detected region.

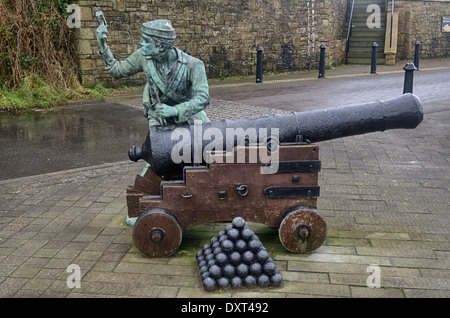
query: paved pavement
[{"left": 0, "top": 59, "right": 449, "bottom": 299}]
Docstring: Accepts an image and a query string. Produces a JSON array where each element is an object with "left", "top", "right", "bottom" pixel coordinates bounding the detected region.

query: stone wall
[
  {"left": 75, "top": 0, "right": 347, "bottom": 87},
  {"left": 395, "top": 0, "right": 450, "bottom": 60},
  {"left": 74, "top": 0, "right": 449, "bottom": 88}
]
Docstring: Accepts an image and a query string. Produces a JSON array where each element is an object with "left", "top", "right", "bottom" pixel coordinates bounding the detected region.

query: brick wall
[
  {"left": 75, "top": 0, "right": 347, "bottom": 87},
  {"left": 395, "top": 0, "right": 450, "bottom": 60}
]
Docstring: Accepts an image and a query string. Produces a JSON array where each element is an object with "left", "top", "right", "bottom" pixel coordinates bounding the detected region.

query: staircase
[{"left": 346, "top": 0, "right": 386, "bottom": 64}]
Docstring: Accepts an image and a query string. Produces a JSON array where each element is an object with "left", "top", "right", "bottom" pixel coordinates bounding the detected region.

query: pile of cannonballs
[{"left": 196, "top": 217, "right": 283, "bottom": 292}]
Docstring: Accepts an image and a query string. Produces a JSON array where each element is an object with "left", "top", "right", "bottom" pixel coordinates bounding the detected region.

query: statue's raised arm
[{"left": 95, "top": 11, "right": 108, "bottom": 54}]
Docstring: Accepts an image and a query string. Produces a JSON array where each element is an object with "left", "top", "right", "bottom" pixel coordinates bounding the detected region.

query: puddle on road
[{"left": 0, "top": 102, "right": 148, "bottom": 180}]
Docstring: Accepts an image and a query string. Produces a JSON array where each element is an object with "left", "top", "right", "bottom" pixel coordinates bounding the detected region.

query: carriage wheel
[
  {"left": 278, "top": 206, "right": 327, "bottom": 253},
  {"left": 133, "top": 209, "right": 182, "bottom": 257}
]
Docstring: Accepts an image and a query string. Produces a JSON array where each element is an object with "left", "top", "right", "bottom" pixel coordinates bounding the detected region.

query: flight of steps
[{"left": 346, "top": 0, "right": 386, "bottom": 64}]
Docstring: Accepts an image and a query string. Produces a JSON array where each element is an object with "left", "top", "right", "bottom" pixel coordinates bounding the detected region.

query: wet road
[
  {"left": 0, "top": 67, "right": 448, "bottom": 181},
  {"left": 210, "top": 68, "right": 450, "bottom": 114},
  {"left": 0, "top": 103, "right": 148, "bottom": 181}
]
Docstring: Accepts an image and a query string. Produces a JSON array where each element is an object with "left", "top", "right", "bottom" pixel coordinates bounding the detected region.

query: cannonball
[
  {"left": 257, "top": 274, "right": 270, "bottom": 287},
  {"left": 248, "top": 239, "right": 261, "bottom": 252},
  {"left": 232, "top": 217, "right": 246, "bottom": 229},
  {"left": 203, "top": 277, "right": 216, "bottom": 292},
  {"left": 242, "top": 251, "right": 254, "bottom": 264},
  {"left": 209, "top": 264, "right": 222, "bottom": 278},
  {"left": 198, "top": 260, "right": 207, "bottom": 268},
  {"left": 222, "top": 264, "right": 236, "bottom": 278},
  {"left": 211, "top": 241, "right": 220, "bottom": 250},
  {"left": 229, "top": 251, "right": 241, "bottom": 265},
  {"left": 210, "top": 236, "right": 219, "bottom": 245},
  {"left": 216, "top": 277, "right": 230, "bottom": 289},
  {"left": 230, "top": 276, "right": 243, "bottom": 288},
  {"left": 241, "top": 228, "right": 254, "bottom": 241},
  {"left": 196, "top": 250, "right": 203, "bottom": 258},
  {"left": 201, "top": 271, "right": 210, "bottom": 280},
  {"left": 203, "top": 248, "right": 212, "bottom": 256},
  {"left": 270, "top": 273, "right": 283, "bottom": 287},
  {"left": 213, "top": 247, "right": 222, "bottom": 255},
  {"left": 202, "top": 243, "right": 211, "bottom": 250},
  {"left": 196, "top": 255, "right": 205, "bottom": 264},
  {"left": 225, "top": 223, "right": 233, "bottom": 232},
  {"left": 263, "top": 261, "right": 277, "bottom": 275},
  {"left": 256, "top": 250, "right": 269, "bottom": 263},
  {"left": 244, "top": 275, "right": 257, "bottom": 288},
  {"left": 207, "top": 259, "right": 216, "bottom": 267},
  {"left": 215, "top": 252, "right": 228, "bottom": 266},
  {"left": 205, "top": 253, "right": 215, "bottom": 262},
  {"left": 235, "top": 239, "right": 247, "bottom": 253},
  {"left": 249, "top": 262, "right": 262, "bottom": 276},
  {"left": 218, "top": 234, "right": 228, "bottom": 243},
  {"left": 227, "top": 228, "right": 240, "bottom": 241},
  {"left": 218, "top": 230, "right": 226, "bottom": 237},
  {"left": 199, "top": 265, "right": 208, "bottom": 274},
  {"left": 221, "top": 239, "right": 234, "bottom": 253},
  {"left": 236, "top": 263, "right": 249, "bottom": 278}
]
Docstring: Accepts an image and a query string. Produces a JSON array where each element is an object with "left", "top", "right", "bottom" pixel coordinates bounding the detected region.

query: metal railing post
[
  {"left": 403, "top": 62, "right": 417, "bottom": 94},
  {"left": 318, "top": 44, "right": 326, "bottom": 78},
  {"left": 371, "top": 42, "right": 378, "bottom": 74},
  {"left": 256, "top": 46, "right": 263, "bottom": 83},
  {"left": 414, "top": 41, "right": 421, "bottom": 70}
]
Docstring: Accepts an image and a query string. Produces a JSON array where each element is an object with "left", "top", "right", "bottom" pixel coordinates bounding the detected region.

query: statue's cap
[{"left": 142, "top": 20, "right": 176, "bottom": 39}]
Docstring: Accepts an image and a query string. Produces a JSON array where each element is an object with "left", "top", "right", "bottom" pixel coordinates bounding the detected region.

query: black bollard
[
  {"left": 318, "top": 44, "right": 326, "bottom": 78},
  {"left": 403, "top": 62, "right": 417, "bottom": 94},
  {"left": 256, "top": 46, "right": 263, "bottom": 83},
  {"left": 371, "top": 42, "right": 378, "bottom": 74},
  {"left": 414, "top": 41, "right": 421, "bottom": 70}
]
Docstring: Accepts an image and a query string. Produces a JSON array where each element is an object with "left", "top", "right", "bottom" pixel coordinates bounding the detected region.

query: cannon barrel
[{"left": 129, "top": 94, "right": 423, "bottom": 178}]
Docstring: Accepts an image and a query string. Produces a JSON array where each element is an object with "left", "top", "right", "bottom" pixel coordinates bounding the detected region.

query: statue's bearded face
[{"left": 140, "top": 34, "right": 159, "bottom": 60}]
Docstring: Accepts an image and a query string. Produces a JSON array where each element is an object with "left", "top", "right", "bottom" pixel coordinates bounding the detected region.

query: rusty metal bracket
[
  {"left": 265, "top": 160, "right": 321, "bottom": 174},
  {"left": 264, "top": 186, "right": 320, "bottom": 198}
]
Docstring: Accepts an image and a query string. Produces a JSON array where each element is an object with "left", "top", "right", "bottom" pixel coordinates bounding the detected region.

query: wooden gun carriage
[{"left": 126, "top": 94, "right": 423, "bottom": 257}]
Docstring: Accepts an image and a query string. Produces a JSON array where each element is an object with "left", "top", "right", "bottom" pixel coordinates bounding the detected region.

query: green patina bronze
[
  {"left": 96, "top": 16, "right": 210, "bottom": 127},
  {"left": 96, "top": 15, "right": 210, "bottom": 226}
]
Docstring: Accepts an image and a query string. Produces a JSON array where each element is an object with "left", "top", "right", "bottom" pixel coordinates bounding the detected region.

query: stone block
[
  {"left": 385, "top": 53, "right": 396, "bottom": 65},
  {"left": 79, "top": 39, "right": 93, "bottom": 55}
]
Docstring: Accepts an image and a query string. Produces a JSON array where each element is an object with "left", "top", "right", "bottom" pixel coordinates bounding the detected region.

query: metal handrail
[
  {"left": 389, "top": 0, "right": 395, "bottom": 48},
  {"left": 345, "top": 0, "right": 355, "bottom": 65}
]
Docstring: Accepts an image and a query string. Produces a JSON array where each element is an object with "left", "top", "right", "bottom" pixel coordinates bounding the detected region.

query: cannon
[{"left": 126, "top": 94, "right": 423, "bottom": 257}]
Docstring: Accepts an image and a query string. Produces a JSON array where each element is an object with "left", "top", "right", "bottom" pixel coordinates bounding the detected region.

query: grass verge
[{"left": 0, "top": 75, "right": 129, "bottom": 112}]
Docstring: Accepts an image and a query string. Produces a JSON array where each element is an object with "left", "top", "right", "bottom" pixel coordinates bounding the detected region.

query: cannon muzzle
[{"left": 129, "top": 94, "right": 423, "bottom": 178}]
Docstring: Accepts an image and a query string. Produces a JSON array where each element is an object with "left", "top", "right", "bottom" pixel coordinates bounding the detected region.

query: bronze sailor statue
[{"left": 96, "top": 15, "right": 211, "bottom": 225}]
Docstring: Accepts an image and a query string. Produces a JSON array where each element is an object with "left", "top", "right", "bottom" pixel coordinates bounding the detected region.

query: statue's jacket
[{"left": 100, "top": 47, "right": 210, "bottom": 125}]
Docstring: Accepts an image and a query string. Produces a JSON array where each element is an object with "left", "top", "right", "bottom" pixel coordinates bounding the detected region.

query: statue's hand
[
  {"left": 96, "top": 24, "right": 108, "bottom": 52},
  {"left": 155, "top": 104, "right": 178, "bottom": 119}
]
